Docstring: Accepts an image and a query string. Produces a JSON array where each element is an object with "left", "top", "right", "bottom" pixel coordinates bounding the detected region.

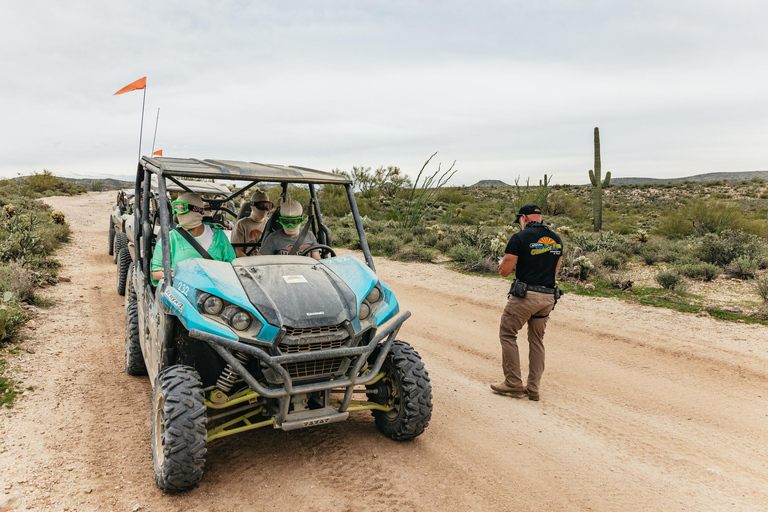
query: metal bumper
[{"left": 188, "top": 311, "right": 410, "bottom": 428}]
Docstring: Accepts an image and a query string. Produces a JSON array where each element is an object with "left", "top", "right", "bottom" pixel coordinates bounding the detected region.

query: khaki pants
[{"left": 499, "top": 291, "right": 555, "bottom": 393}]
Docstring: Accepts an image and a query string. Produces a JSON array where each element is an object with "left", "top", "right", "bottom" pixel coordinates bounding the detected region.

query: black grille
[
  {"left": 284, "top": 324, "right": 344, "bottom": 336},
  {"left": 278, "top": 339, "right": 346, "bottom": 354},
  {"left": 282, "top": 357, "right": 347, "bottom": 379}
]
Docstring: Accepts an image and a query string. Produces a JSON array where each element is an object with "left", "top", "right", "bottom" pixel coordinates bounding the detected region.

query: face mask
[
  {"left": 178, "top": 211, "right": 203, "bottom": 230},
  {"left": 284, "top": 225, "right": 301, "bottom": 237},
  {"left": 250, "top": 207, "right": 267, "bottom": 222}
]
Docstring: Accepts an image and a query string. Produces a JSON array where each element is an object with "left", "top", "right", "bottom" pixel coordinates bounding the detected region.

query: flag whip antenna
[{"left": 150, "top": 107, "right": 160, "bottom": 156}]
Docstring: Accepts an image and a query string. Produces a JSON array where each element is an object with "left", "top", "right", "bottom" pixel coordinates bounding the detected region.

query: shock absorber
[{"left": 216, "top": 351, "right": 249, "bottom": 393}]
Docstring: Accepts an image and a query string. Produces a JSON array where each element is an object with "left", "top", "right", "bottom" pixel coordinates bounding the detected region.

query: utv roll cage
[{"left": 132, "top": 156, "right": 375, "bottom": 291}]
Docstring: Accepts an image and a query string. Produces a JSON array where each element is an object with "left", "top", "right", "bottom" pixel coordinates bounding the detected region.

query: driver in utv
[
  {"left": 259, "top": 199, "right": 320, "bottom": 259},
  {"left": 231, "top": 189, "right": 273, "bottom": 258},
  {"left": 150, "top": 192, "right": 236, "bottom": 284}
]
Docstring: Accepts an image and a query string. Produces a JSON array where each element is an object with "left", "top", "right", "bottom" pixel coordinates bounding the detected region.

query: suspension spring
[{"left": 216, "top": 351, "right": 250, "bottom": 393}]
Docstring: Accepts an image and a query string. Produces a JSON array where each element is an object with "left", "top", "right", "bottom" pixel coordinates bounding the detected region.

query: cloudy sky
[{"left": 1, "top": 0, "right": 766, "bottom": 185}]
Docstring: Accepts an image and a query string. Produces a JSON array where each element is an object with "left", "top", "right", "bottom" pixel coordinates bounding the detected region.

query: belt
[{"left": 527, "top": 284, "right": 556, "bottom": 294}]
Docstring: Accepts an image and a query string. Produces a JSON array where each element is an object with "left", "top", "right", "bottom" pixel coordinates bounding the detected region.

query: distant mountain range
[{"left": 610, "top": 170, "right": 768, "bottom": 185}]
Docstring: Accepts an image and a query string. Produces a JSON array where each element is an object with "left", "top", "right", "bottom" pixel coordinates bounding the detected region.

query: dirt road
[{"left": 1, "top": 191, "right": 767, "bottom": 511}]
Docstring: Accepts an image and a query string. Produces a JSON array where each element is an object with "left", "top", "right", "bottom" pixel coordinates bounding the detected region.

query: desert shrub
[
  {"left": 755, "top": 276, "right": 768, "bottom": 305},
  {"left": 332, "top": 227, "right": 354, "bottom": 246},
  {"left": 0, "top": 214, "right": 44, "bottom": 261},
  {"left": 601, "top": 251, "right": 628, "bottom": 270},
  {"left": 394, "top": 244, "right": 436, "bottom": 262},
  {"left": 462, "top": 257, "right": 498, "bottom": 274},
  {"left": 91, "top": 181, "right": 104, "bottom": 192},
  {"left": 654, "top": 198, "right": 740, "bottom": 237},
  {"left": 726, "top": 256, "right": 759, "bottom": 279},
  {"left": 367, "top": 234, "right": 403, "bottom": 256},
  {"left": 0, "top": 293, "right": 28, "bottom": 341},
  {"left": 570, "top": 231, "right": 630, "bottom": 253},
  {"left": 448, "top": 244, "right": 483, "bottom": 263},
  {"left": 677, "top": 261, "right": 721, "bottom": 281},
  {"left": 19, "top": 170, "right": 85, "bottom": 197},
  {"left": 0, "top": 263, "right": 36, "bottom": 303},
  {"left": 655, "top": 269, "right": 686, "bottom": 291},
  {"left": 697, "top": 230, "right": 765, "bottom": 266}
]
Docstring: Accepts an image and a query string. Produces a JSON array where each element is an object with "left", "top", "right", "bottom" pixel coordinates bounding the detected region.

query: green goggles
[
  {"left": 278, "top": 216, "right": 302, "bottom": 228},
  {"left": 171, "top": 200, "right": 205, "bottom": 215}
]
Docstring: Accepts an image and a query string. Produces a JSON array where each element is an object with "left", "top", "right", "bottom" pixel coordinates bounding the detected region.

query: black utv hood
[{"left": 232, "top": 258, "right": 357, "bottom": 329}]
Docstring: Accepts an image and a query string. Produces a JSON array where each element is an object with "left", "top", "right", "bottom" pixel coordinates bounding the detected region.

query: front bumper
[{"left": 188, "top": 310, "right": 410, "bottom": 428}]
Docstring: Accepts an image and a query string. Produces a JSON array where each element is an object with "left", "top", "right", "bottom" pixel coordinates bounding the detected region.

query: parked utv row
[{"left": 111, "top": 156, "right": 433, "bottom": 492}]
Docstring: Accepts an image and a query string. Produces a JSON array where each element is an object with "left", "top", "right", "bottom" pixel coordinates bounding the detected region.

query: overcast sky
[{"left": 1, "top": 0, "right": 766, "bottom": 185}]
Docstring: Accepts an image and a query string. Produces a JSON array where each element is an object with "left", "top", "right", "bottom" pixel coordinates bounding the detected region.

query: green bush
[
  {"left": 697, "top": 230, "right": 765, "bottom": 266},
  {"left": 0, "top": 293, "right": 28, "bottom": 341},
  {"left": 367, "top": 234, "right": 403, "bottom": 256},
  {"left": 0, "top": 263, "right": 36, "bottom": 303},
  {"left": 655, "top": 269, "right": 686, "bottom": 291},
  {"left": 677, "top": 261, "right": 721, "bottom": 281},
  {"left": 755, "top": 276, "right": 768, "bottom": 305},
  {"left": 462, "top": 257, "right": 498, "bottom": 274},
  {"left": 448, "top": 244, "right": 483, "bottom": 263},
  {"left": 726, "top": 256, "right": 759, "bottom": 279},
  {"left": 600, "top": 251, "right": 628, "bottom": 270},
  {"left": 394, "top": 245, "right": 436, "bottom": 263}
]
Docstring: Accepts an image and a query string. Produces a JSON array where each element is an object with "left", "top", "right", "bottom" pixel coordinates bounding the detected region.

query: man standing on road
[{"left": 492, "top": 204, "right": 562, "bottom": 401}]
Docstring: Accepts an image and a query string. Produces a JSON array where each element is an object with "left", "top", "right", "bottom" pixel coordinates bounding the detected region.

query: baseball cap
[{"left": 514, "top": 204, "right": 541, "bottom": 222}]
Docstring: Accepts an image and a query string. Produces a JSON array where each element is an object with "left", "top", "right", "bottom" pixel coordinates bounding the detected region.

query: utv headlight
[
  {"left": 202, "top": 295, "right": 224, "bottom": 315},
  {"left": 222, "top": 305, "right": 252, "bottom": 331},
  {"left": 365, "top": 286, "right": 382, "bottom": 303},
  {"left": 359, "top": 301, "right": 371, "bottom": 320}
]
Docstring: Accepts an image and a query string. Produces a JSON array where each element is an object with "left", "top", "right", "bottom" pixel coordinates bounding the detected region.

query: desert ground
[{"left": 1, "top": 191, "right": 767, "bottom": 512}]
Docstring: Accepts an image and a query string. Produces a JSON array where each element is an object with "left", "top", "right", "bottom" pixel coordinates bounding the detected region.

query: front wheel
[
  {"left": 151, "top": 365, "right": 207, "bottom": 492},
  {"left": 366, "top": 340, "right": 433, "bottom": 441}
]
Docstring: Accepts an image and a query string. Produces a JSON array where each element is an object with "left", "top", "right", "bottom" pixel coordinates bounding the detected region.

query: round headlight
[
  {"left": 203, "top": 295, "right": 224, "bottom": 315},
  {"left": 231, "top": 311, "right": 251, "bottom": 331},
  {"left": 359, "top": 301, "right": 371, "bottom": 320},
  {"left": 365, "top": 286, "right": 381, "bottom": 303}
]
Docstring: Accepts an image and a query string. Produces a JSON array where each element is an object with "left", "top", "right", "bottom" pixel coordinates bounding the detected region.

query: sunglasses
[
  {"left": 251, "top": 201, "right": 274, "bottom": 211},
  {"left": 172, "top": 201, "right": 205, "bottom": 215},
  {"left": 278, "top": 216, "right": 302, "bottom": 228}
]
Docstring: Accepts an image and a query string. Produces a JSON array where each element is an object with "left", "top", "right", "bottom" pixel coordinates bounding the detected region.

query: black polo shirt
[{"left": 505, "top": 223, "right": 563, "bottom": 288}]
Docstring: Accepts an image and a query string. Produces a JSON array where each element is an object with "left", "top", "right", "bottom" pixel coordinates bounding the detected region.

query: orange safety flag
[
  {"left": 153, "top": 149, "right": 163, "bottom": 156},
  {"left": 113, "top": 76, "right": 147, "bottom": 95}
]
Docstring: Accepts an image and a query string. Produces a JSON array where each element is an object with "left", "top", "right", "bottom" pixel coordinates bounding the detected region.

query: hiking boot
[
  {"left": 491, "top": 382, "right": 525, "bottom": 396},
  {"left": 525, "top": 389, "right": 540, "bottom": 401}
]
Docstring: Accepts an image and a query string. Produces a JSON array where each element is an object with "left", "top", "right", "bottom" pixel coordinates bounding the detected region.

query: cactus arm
[
  {"left": 603, "top": 171, "right": 611, "bottom": 188},
  {"left": 589, "top": 169, "right": 597, "bottom": 187}
]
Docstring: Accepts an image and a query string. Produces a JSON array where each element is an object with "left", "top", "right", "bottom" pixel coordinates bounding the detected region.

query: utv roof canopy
[{"left": 140, "top": 156, "right": 353, "bottom": 185}]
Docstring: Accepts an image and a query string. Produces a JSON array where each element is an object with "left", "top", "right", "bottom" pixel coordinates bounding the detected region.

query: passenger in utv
[
  {"left": 258, "top": 199, "right": 320, "bottom": 259},
  {"left": 231, "top": 189, "right": 273, "bottom": 257},
  {"left": 150, "top": 192, "right": 236, "bottom": 285}
]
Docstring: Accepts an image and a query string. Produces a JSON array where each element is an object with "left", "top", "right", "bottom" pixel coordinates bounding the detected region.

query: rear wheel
[
  {"left": 124, "top": 263, "right": 146, "bottom": 376},
  {"left": 151, "top": 365, "right": 207, "bottom": 492},
  {"left": 113, "top": 232, "right": 128, "bottom": 264},
  {"left": 108, "top": 217, "right": 115, "bottom": 255},
  {"left": 116, "top": 246, "right": 131, "bottom": 296},
  {"left": 366, "top": 340, "right": 432, "bottom": 440}
]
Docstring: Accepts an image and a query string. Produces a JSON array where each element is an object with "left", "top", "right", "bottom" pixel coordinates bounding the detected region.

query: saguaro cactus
[{"left": 588, "top": 127, "right": 611, "bottom": 232}]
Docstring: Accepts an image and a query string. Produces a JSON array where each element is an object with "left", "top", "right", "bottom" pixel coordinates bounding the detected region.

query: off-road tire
[
  {"left": 108, "top": 217, "right": 115, "bottom": 256},
  {"left": 124, "top": 263, "right": 147, "bottom": 376},
  {"left": 151, "top": 365, "right": 207, "bottom": 493},
  {"left": 116, "top": 246, "right": 131, "bottom": 296},
  {"left": 113, "top": 232, "right": 128, "bottom": 264},
  {"left": 368, "top": 340, "right": 432, "bottom": 441}
]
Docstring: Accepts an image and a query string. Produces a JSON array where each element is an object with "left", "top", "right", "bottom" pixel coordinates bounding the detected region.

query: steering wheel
[{"left": 298, "top": 244, "right": 336, "bottom": 258}]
